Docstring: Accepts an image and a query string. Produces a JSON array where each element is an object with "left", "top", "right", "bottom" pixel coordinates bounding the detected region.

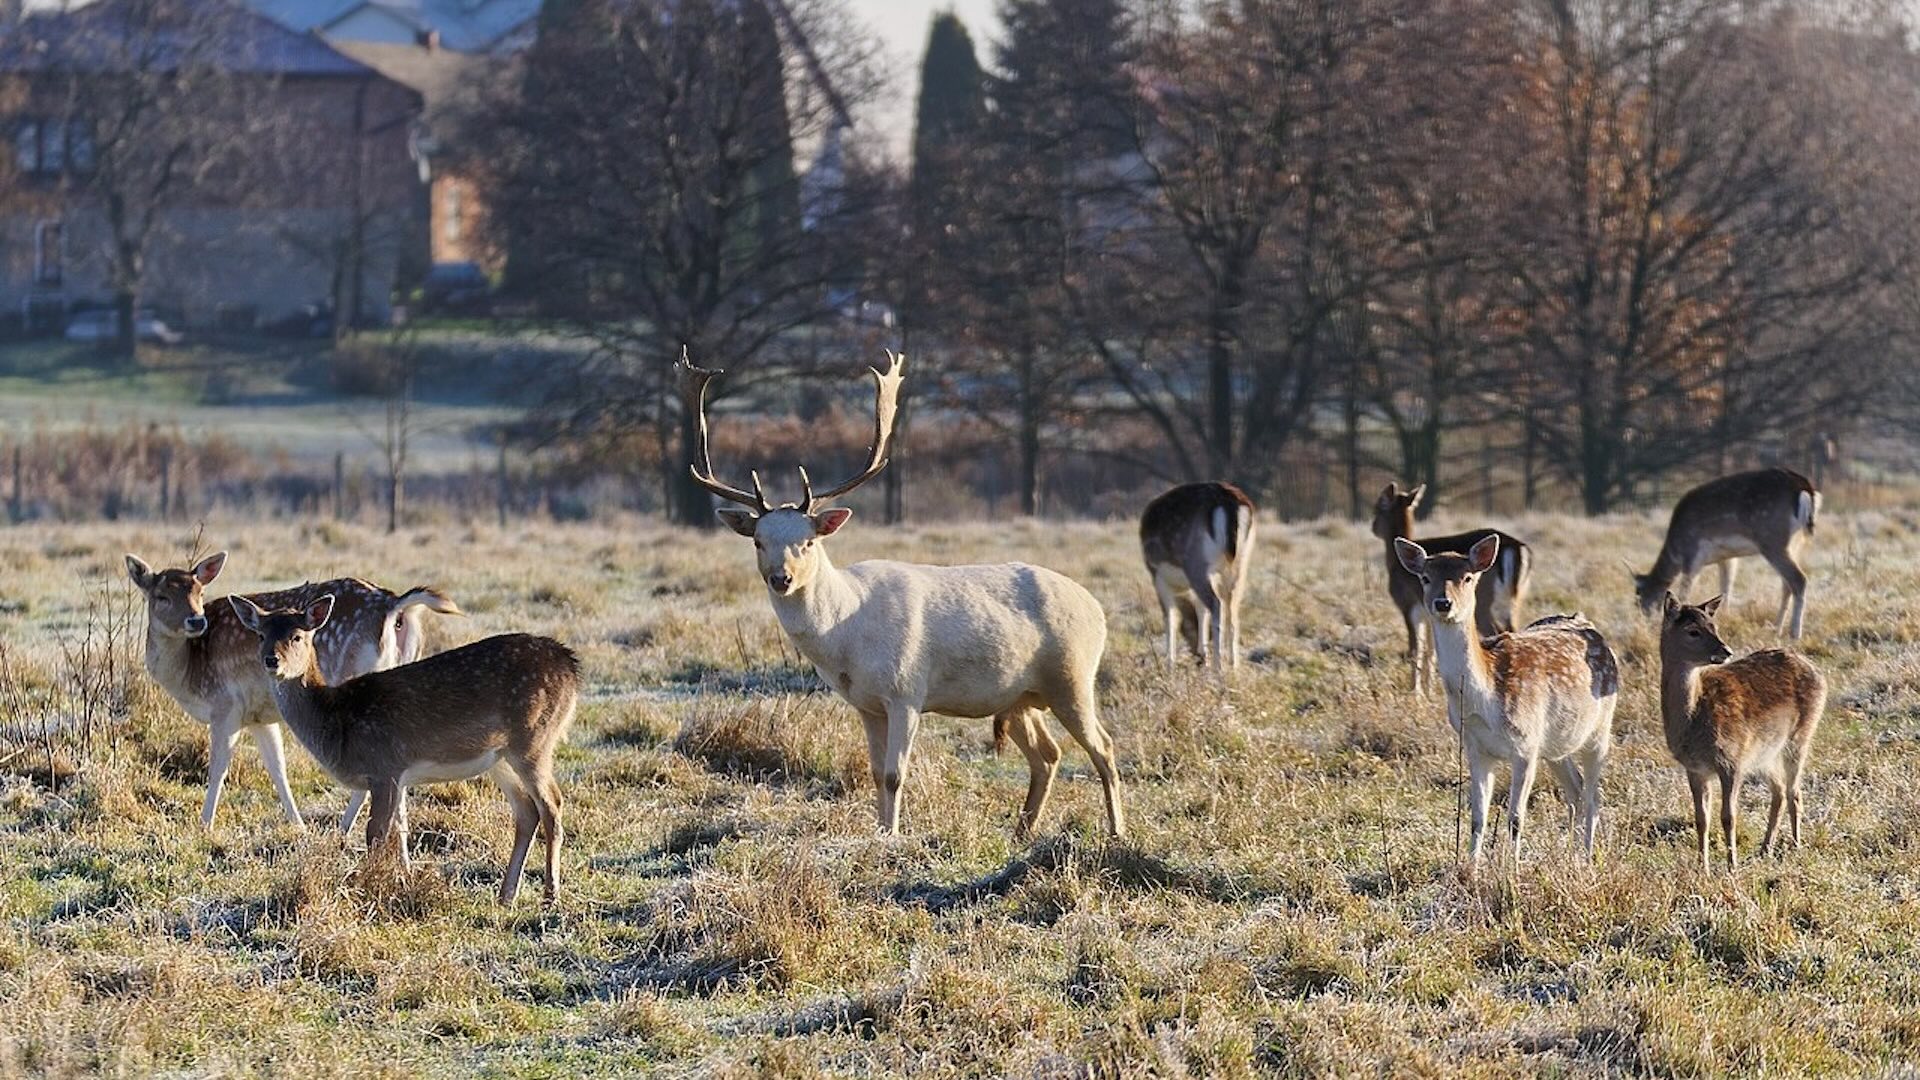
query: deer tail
[{"left": 393, "top": 586, "right": 463, "bottom": 617}]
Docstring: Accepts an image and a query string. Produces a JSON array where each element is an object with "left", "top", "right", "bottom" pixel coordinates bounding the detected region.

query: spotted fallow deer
[
  {"left": 1659, "top": 594, "right": 1825, "bottom": 870},
  {"left": 125, "top": 551, "right": 461, "bottom": 830},
  {"left": 681, "top": 351, "right": 1124, "bottom": 840},
  {"left": 1633, "top": 467, "right": 1819, "bottom": 639},
  {"left": 1395, "top": 536, "right": 1618, "bottom": 865},
  {"left": 1372, "top": 482, "right": 1531, "bottom": 694},
  {"left": 1139, "top": 481, "right": 1256, "bottom": 673},
  {"left": 232, "top": 594, "right": 579, "bottom": 905}
]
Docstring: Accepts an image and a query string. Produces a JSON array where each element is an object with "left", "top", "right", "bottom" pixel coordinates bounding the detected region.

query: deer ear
[
  {"left": 1406, "top": 484, "right": 1427, "bottom": 510},
  {"left": 1663, "top": 592, "right": 1680, "bottom": 620},
  {"left": 191, "top": 550, "right": 227, "bottom": 586},
  {"left": 1393, "top": 537, "right": 1427, "bottom": 575},
  {"left": 1377, "top": 483, "right": 1398, "bottom": 507},
  {"left": 814, "top": 508, "right": 852, "bottom": 536},
  {"left": 229, "top": 595, "right": 263, "bottom": 633},
  {"left": 1468, "top": 534, "right": 1499, "bottom": 573},
  {"left": 1699, "top": 595, "right": 1723, "bottom": 618},
  {"left": 305, "top": 594, "right": 335, "bottom": 630},
  {"left": 125, "top": 554, "right": 156, "bottom": 590},
  {"left": 716, "top": 509, "right": 758, "bottom": 537}
]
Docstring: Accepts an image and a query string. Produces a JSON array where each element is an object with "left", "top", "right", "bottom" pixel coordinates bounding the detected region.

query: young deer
[
  {"left": 1139, "top": 481, "right": 1256, "bottom": 672},
  {"left": 1659, "top": 594, "right": 1825, "bottom": 869},
  {"left": 231, "top": 595, "right": 579, "bottom": 905},
  {"left": 682, "top": 352, "right": 1125, "bottom": 840},
  {"left": 1395, "top": 536, "right": 1618, "bottom": 864},
  {"left": 1372, "top": 482, "right": 1531, "bottom": 693},
  {"left": 1633, "top": 467, "right": 1819, "bottom": 639},
  {"left": 126, "top": 551, "right": 462, "bottom": 830}
]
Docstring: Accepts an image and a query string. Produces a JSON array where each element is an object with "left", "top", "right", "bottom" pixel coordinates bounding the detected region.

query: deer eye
[
  {"left": 1418, "top": 575, "right": 1429, "bottom": 585},
  {"left": 753, "top": 540, "right": 763, "bottom": 551},
  {"left": 1687, "top": 629, "right": 1700, "bottom": 638}
]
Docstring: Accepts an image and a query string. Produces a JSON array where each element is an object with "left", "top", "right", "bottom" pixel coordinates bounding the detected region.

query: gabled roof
[
  {"left": 248, "top": 0, "right": 538, "bottom": 52},
  {"left": 0, "top": 0, "right": 379, "bottom": 76}
]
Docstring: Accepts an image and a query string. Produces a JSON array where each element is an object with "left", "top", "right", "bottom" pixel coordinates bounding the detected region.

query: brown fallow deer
[
  {"left": 1395, "top": 536, "right": 1618, "bottom": 865},
  {"left": 1633, "top": 467, "right": 1819, "bottom": 639},
  {"left": 232, "top": 595, "right": 579, "bottom": 905},
  {"left": 682, "top": 351, "right": 1125, "bottom": 840},
  {"left": 126, "top": 551, "right": 462, "bottom": 831},
  {"left": 1658, "top": 594, "right": 1825, "bottom": 870},
  {"left": 1139, "top": 481, "right": 1256, "bottom": 673},
  {"left": 1372, "top": 483, "right": 1532, "bottom": 694}
]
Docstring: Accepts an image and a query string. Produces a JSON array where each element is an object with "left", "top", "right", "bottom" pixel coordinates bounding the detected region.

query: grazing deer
[
  {"left": 1659, "top": 594, "right": 1825, "bottom": 870},
  {"left": 682, "top": 351, "right": 1124, "bottom": 840},
  {"left": 125, "top": 551, "right": 461, "bottom": 830},
  {"left": 1395, "top": 536, "right": 1618, "bottom": 864},
  {"left": 231, "top": 595, "right": 579, "bottom": 905},
  {"left": 1632, "top": 467, "right": 1819, "bottom": 639},
  {"left": 1372, "top": 483, "right": 1531, "bottom": 694},
  {"left": 1139, "top": 481, "right": 1256, "bottom": 672}
]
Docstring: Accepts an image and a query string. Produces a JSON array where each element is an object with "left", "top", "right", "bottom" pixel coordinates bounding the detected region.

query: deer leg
[
  {"left": 1759, "top": 774, "right": 1786, "bottom": 857},
  {"left": 1506, "top": 755, "right": 1540, "bottom": 864},
  {"left": 1152, "top": 576, "right": 1181, "bottom": 668},
  {"left": 1760, "top": 549, "right": 1809, "bottom": 639},
  {"left": 858, "top": 708, "right": 888, "bottom": 824},
  {"left": 494, "top": 766, "right": 539, "bottom": 905},
  {"left": 1051, "top": 682, "right": 1126, "bottom": 838},
  {"left": 1689, "top": 772, "right": 1711, "bottom": 869},
  {"left": 1547, "top": 758, "right": 1583, "bottom": 838},
  {"left": 1465, "top": 744, "right": 1497, "bottom": 865},
  {"left": 877, "top": 702, "right": 922, "bottom": 835},
  {"left": 533, "top": 770, "right": 564, "bottom": 905},
  {"left": 1580, "top": 736, "right": 1609, "bottom": 860},
  {"left": 365, "top": 779, "right": 401, "bottom": 860},
  {"left": 1001, "top": 707, "right": 1061, "bottom": 841},
  {"left": 337, "top": 789, "right": 368, "bottom": 834},
  {"left": 1225, "top": 573, "right": 1245, "bottom": 671},
  {"left": 252, "top": 722, "right": 307, "bottom": 830},
  {"left": 201, "top": 711, "right": 245, "bottom": 830},
  {"left": 1719, "top": 767, "right": 1743, "bottom": 870},
  {"left": 1720, "top": 559, "right": 1738, "bottom": 607},
  {"left": 1185, "top": 556, "right": 1226, "bottom": 675},
  {"left": 1784, "top": 745, "right": 1809, "bottom": 850},
  {"left": 396, "top": 787, "right": 413, "bottom": 870}
]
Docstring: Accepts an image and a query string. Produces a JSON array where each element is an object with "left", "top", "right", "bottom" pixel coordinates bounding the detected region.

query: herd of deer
[{"left": 118, "top": 354, "right": 1829, "bottom": 906}]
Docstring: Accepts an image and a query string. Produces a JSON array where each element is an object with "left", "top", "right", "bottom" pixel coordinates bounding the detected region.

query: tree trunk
[
  {"left": 1017, "top": 346, "right": 1041, "bottom": 516},
  {"left": 387, "top": 465, "right": 403, "bottom": 533},
  {"left": 112, "top": 290, "right": 138, "bottom": 364},
  {"left": 676, "top": 403, "right": 717, "bottom": 527},
  {"left": 1206, "top": 295, "right": 1236, "bottom": 477}
]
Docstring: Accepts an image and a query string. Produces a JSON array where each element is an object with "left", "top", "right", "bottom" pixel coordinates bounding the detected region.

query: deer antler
[
  {"left": 677, "top": 351, "right": 770, "bottom": 513},
  {"left": 805, "top": 351, "right": 905, "bottom": 513}
]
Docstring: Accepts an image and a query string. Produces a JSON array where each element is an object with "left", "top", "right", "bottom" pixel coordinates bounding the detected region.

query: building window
[
  {"left": 13, "top": 118, "right": 95, "bottom": 178},
  {"left": 444, "top": 183, "right": 463, "bottom": 243},
  {"left": 34, "top": 221, "right": 63, "bottom": 287}
]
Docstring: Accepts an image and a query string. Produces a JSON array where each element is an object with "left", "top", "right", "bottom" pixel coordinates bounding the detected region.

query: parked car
[
  {"left": 258, "top": 298, "right": 334, "bottom": 339},
  {"left": 64, "top": 307, "right": 185, "bottom": 346},
  {"left": 417, "top": 262, "right": 493, "bottom": 315}
]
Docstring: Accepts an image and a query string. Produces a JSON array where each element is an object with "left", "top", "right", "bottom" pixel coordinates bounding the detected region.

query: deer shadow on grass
[{"left": 887, "top": 834, "right": 1247, "bottom": 915}]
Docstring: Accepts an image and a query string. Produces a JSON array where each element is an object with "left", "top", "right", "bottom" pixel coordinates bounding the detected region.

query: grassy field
[{"left": 1, "top": 504, "right": 1917, "bottom": 1076}]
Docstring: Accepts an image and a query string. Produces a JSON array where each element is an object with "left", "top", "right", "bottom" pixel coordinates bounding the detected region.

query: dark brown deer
[
  {"left": 126, "top": 551, "right": 461, "bottom": 830},
  {"left": 1659, "top": 594, "right": 1825, "bottom": 870},
  {"left": 1372, "top": 483, "right": 1532, "bottom": 694},
  {"left": 231, "top": 595, "right": 579, "bottom": 905},
  {"left": 1633, "top": 468, "right": 1819, "bottom": 639},
  {"left": 1139, "top": 481, "right": 1256, "bottom": 672}
]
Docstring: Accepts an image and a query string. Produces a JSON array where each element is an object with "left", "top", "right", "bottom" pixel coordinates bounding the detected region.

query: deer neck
[
  {"left": 144, "top": 626, "right": 211, "bottom": 702},
  {"left": 1658, "top": 652, "right": 1706, "bottom": 752},
  {"left": 1429, "top": 608, "right": 1497, "bottom": 707},
  {"left": 1379, "top": 513, "right": 1414, "bottom": 567},
  {"left": 769, "top": 550, "right": 861, "bottom": 648},
  {"left": 264, "top": 660, "right": 349, "bottom": 777}
]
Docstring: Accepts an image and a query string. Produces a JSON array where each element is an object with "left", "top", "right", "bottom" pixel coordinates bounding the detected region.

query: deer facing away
[
  {"left": 126, "top": 551, "right": 461, "bottom": 830},
  {"left": 232, "top": 594, "right": 580, "bottom": 904},
  {"left": 1372, "top": 483, "right": 1532, "bottom": 694},
  {"left": 1633, "top": 467, "right": 1818, "bottom": 639},
  {"left": 1659, "top": 594, "right": 1825, "bottom": 869},
  {"left": 1139, "top": 481, "right": 1256, "bottom": 672},
  {"left": 1395, "top": 535, "right": 1618, "bottom": 863},
  {"left": 683, "top": 351, "right": 1125, "bottom": 840}
]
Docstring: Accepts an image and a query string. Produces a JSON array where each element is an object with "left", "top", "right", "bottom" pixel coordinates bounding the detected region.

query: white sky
[{"left": 847, "top": 0, "right": 1001, "bottom": 162}]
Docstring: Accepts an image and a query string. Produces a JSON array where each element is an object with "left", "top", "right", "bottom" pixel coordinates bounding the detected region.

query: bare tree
[{"left": 477, "top": 0, "right": 883, "bottom": 526}]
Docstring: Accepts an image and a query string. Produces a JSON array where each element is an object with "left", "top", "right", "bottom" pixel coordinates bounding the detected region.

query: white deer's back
[{"left": 779, "top": 559, "right": 1107, "bottom": 719}]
